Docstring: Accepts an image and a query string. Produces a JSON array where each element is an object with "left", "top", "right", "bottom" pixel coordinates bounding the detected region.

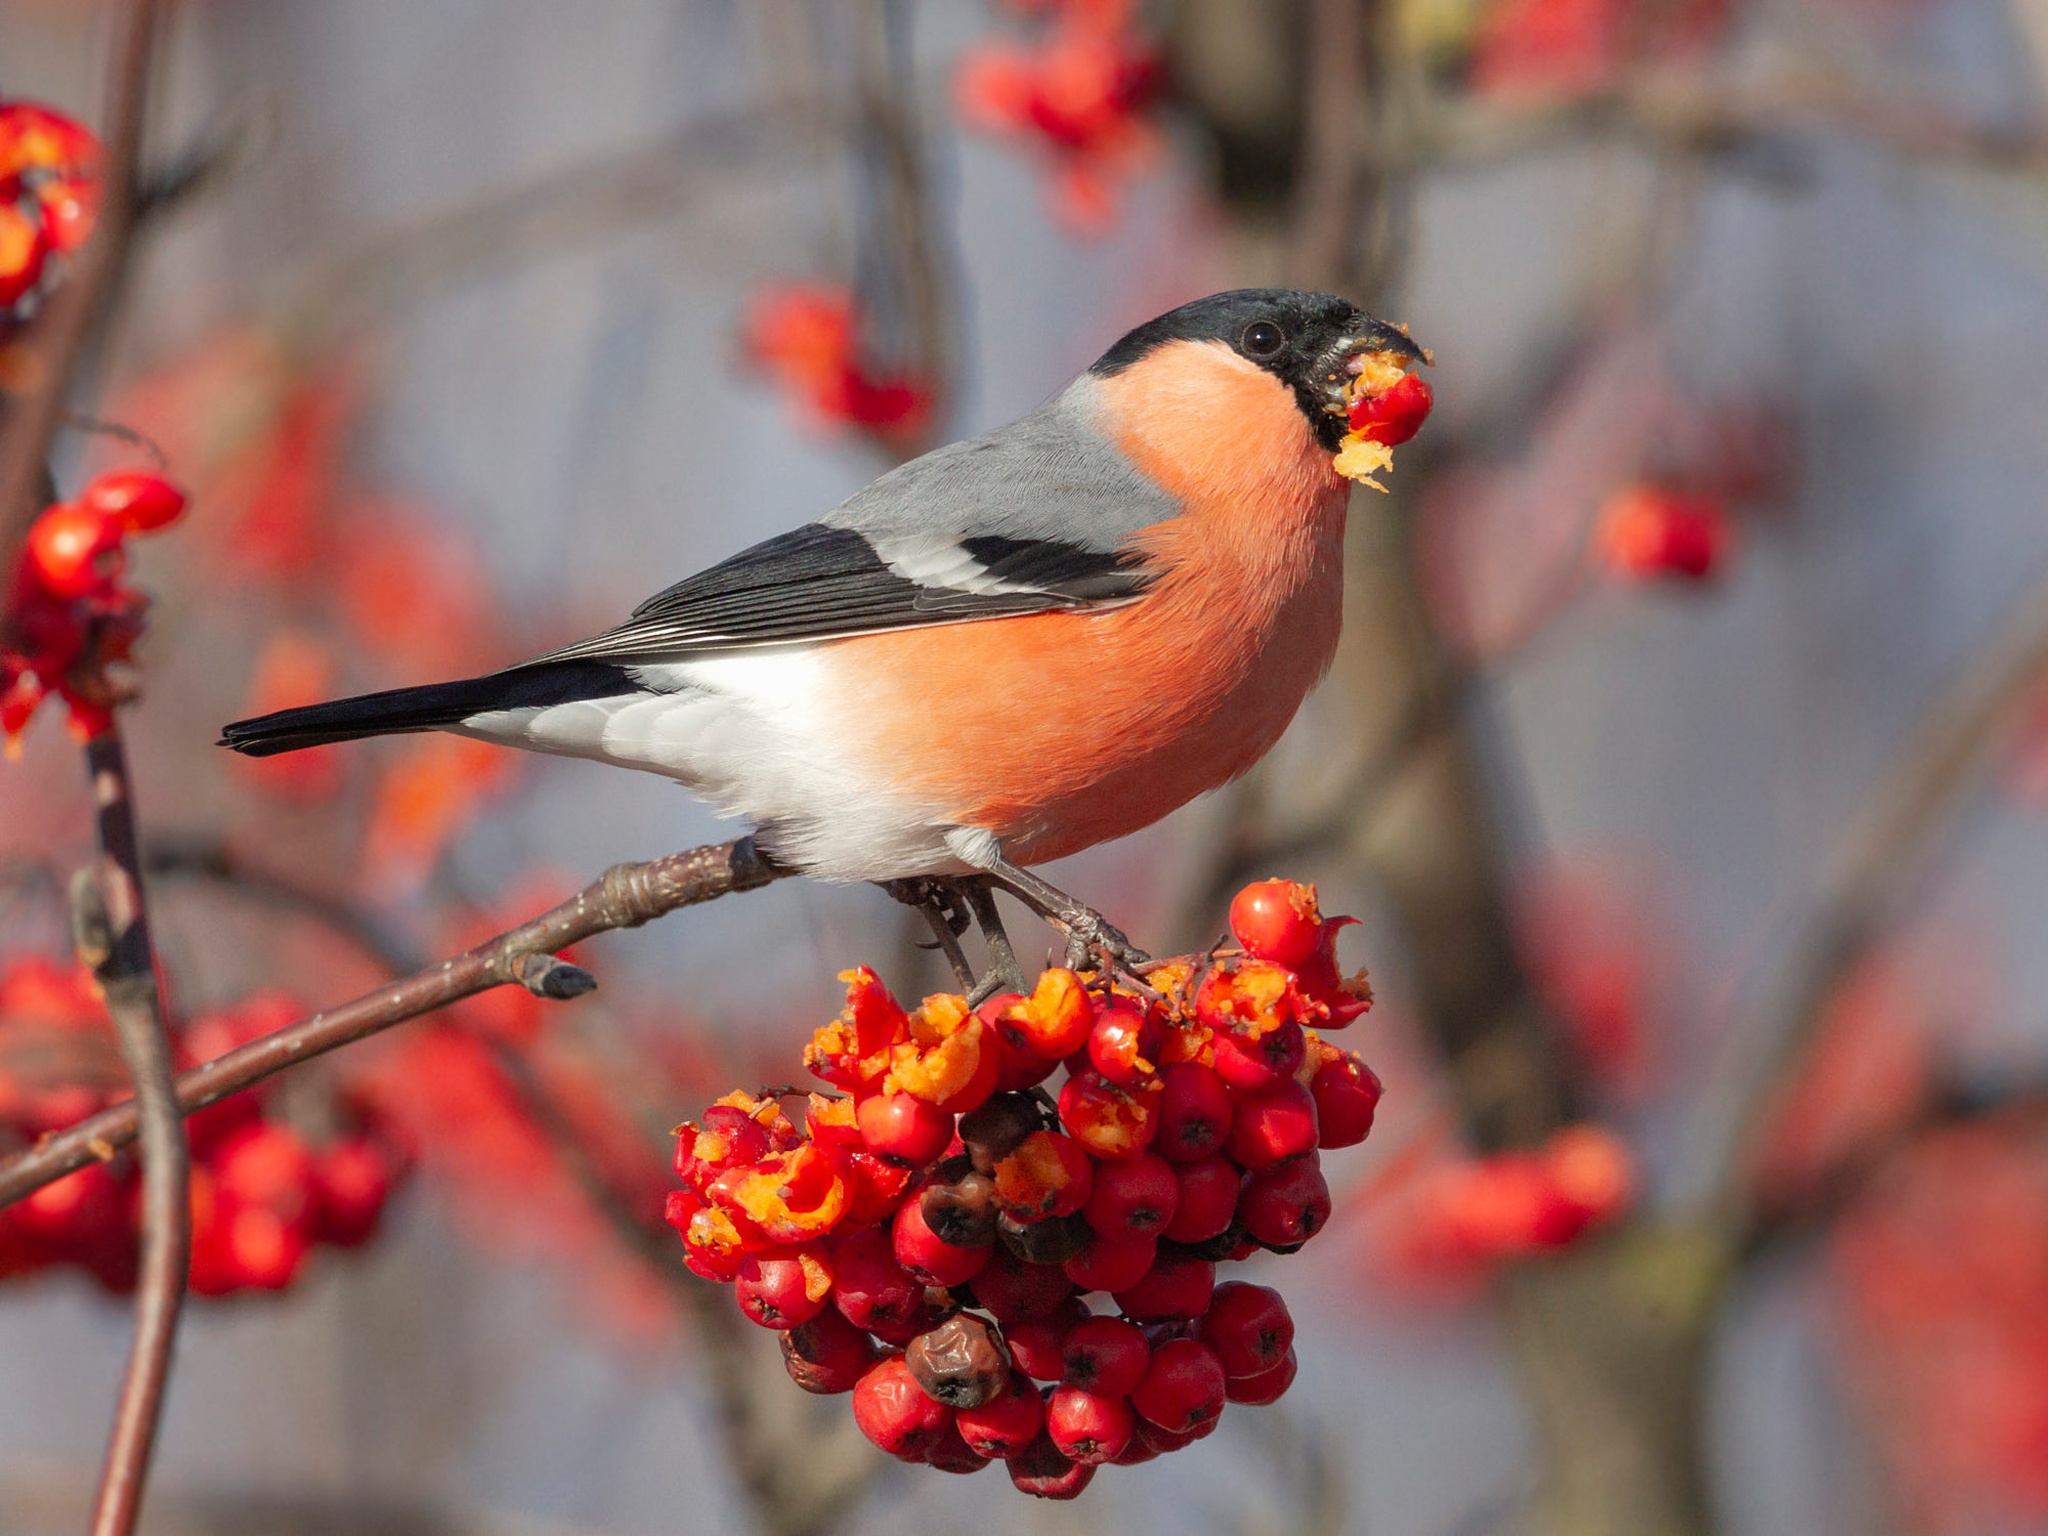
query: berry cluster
[
  {"left": 665, "top": 880, "right": 1381, "bottom": 1497},
  {"left": 0, "top": 100, "right": 98, "bottom": 325},
  {"left": 1596, "top": 483, "right": 1733, "bottom": 584},
  {"left": 0, "top": 958, "right": 411, "bottom": 1294},
  {"left": 1387, "top": 1123, "right": 1634, "bottom": 1279},
  {"left": 741, "top": 284, "right": 934, "bottom": 448},
  {"left": 954, "top": 0, "right": 1162, "bottom": 231},
  {"left": 1333, "top": 348, "right": 1434, "bottom": 488},
  {"left": 3, "top": 470, "right": 187, "bottom": 745}
]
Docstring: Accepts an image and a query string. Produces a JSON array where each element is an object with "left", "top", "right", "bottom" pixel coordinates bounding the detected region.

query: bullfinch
[{"left": 221, "top": 289, "right": 1426, "bottom": 990}]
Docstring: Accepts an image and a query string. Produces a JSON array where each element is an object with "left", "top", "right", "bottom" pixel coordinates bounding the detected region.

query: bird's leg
[
  {"left": 963, "top": 879, "right": 1025, "bottom": 1006},
  {"left": 943, "top": 830, "right": 1150, "bottom": 978},
  {"left": 881, "top": 877, "right": 977, "bottom": 993}
]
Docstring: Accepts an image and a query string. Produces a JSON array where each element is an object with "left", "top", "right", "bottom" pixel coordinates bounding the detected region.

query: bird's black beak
[{"left": 1310, "top": 316, "right": 1430, "bottom": 420}]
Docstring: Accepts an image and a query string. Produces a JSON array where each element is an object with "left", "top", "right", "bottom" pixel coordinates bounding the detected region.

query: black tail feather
[{"left": 218, "top": 662, "right": 637, "bottom": 758}]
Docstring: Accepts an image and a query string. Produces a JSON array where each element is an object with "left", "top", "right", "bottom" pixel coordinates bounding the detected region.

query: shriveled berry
[
  {"left": 852, "top": 1355, "right": 953, "bottom": 1458},
  {"left": 1082, "top": 1151, "right": 1178, "bottom": 1241},
  {"left": 1060, "top": 1314, "right": 1150, "bottom": 1399},
  {"left": 1130, "top": 1337, "right": 1227, "bottom": 1433},
  {"left": 1228, "top": 880, "right": 1325, "bottom": 967},
  {"left": 1198, "top": 1281, "right": 1294, "bottom": 1378},
  {"left": 1002, "top": 1295, "right": 1088, "bottom": 1379},
  {"left": 998, "top": 1209, "right": 1091, "bottom": 1265},
  {"left": 1086, "top": 997, "right": 1164, "bottom": 1087},
  {"left": 905, "top": 1312, "right": 1010, "bottom": 1408},
  {"left": 919, "top": 1168, "right": 998, "bottom": 1248},
  {"left": 1212, "top": 1018, "right": 1307, "bottom": 1092},
  {"left": 1046, "top": 1384, "right": 1135, "bottom": 1465},
  {"left": 1058, "top": 1068, "right": 1159, "bottom": 1161},
  {"left": 894, "top": 1191, "right": 992, "bottom": 1287},
  {"left": 780, "top": 1309, "right": 878, "bottom": 1394},
  {"left": 971, "top": 1245, "right": 1076, "bottom": 1323},
  {"left": 958, "top": 1090, "right": 1044, "bottom": 1172},
  {"left": 1163, "top": 1156, "right": 1240, "bottom": 1244},
  {"left": 831, "top": 1225, "right": 922, "bottom": 1334},
  {"left": 1007, "top": 1428, "right": 1096, "bottom": 1499},
  {"left": 1310, "top": 1053, "right": 1383, "bottom": 1148},
  {"left": 1155, "top": 1062, "right": 1232, "bottom": 1163},
  {"left": 1063, "top": 1232, "right": 1155, "bottom": 1294},
  {"left": 1224, "top": 1347, "right": 1298, "bottom": 1405},
  {"left": 1224, "top": 1079, "right": 1319, "bottom": 1170},
  {"left": 1238, "top": 1153, "right": 1332, "bottom": 1249},
  {"left": 956, "top": 1369, "right": 1045, "bottom": 1458},
  {"left": 1112, "top": 1247, "right": 1215, "bottom": 1321},
  {"left": 736, "top": 1249, "right": 831, "bottom": 1329},
  {"left": 857, "top": 1090, "right": 955, "bottom": 1165}
]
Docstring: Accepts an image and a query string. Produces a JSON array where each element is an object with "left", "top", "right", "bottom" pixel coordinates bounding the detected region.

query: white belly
[{"left": 453, "top": 647, "right": 964, "bottom": 882}]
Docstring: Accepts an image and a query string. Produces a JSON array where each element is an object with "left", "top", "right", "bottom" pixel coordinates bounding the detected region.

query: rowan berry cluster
[
  {"left": 954, "top": 0, "right": 1162, "bottom": 230},
  {"left": 0, "top": 100, "right": 98, "bottom": 326},
  {"left": 0, "top": 958, "right": 411, "bottom": 1294},
  {"left": 2, "top": 475, "right": 187, "bottom": 753},
  {"left": 665, "top": 879, "right": 1381, "bottom": 1498},
  {"left": 2, "top": 469, "right": 186, "bottom": 745}
]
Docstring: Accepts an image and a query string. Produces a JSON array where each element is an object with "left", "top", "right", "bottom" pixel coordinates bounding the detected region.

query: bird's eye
[{"left": 1241, "top": 321, "right": 1285, "bottom": 358}]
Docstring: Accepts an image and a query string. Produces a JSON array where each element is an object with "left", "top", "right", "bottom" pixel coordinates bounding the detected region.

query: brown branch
[
  {"left": 75, "top": 726, "right": 187, "bottom": 1536},
  {"left": 0, "top": 0, "right": 160, "bottom": 621},
  {"left": 1698, "top": 567, "right": 2048, "bottom": 1229},
  {"left": 0, "top": 838, "right": 787, "bottom": 1212}
]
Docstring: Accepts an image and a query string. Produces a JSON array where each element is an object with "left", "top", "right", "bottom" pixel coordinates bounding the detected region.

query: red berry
[
  {"left": 851, "top": 1355, "right": 953, "bottom": 1458},
  {"left": 1058, "top": 1067, "right": 1159, "bottom": 1161},
  {"left": 674, "top": 1104, "right": 774, "bottom": 1189},
  {"left": 1082, "top": 1151, "right": 1178, "bottom": 1241},
  {"left": 857, "top": 1090, "right": 954, "bottom": 1165},
  {"left": 1046, "top": 1384, "right": 1135, "bottom": 1465},
  {"left": 1310, "top": 1054, "right": 1383, "bottom": 1148},
  {"left": 1060, "top": 1315, "right": 1149, "bottom": 1399},
  {"left": 921, "top": 1418, "right": 992, "bottom": 1473},
  {"left": 956, "top": 1369, "right": 1045, "bottom": 1458},
  {"left": 1212, "top": 1018, "right": 1307, "bottom": 1092},
  {"left": 893, "top": 1189, "right": 992, "bottom": 1287},
  {"left": 1133, "top": 1412, "right": 1220, "bottom": 1455},
  {"left": 26, "top": 504, "right": 124, "bottom": 599},
  {"left": 780, "top": 1309, "right": 878, "bottom": 1394},
  {"left": 971, "top": 1245, "right": 1076, "bottom": 1323},
  {"left": 1228, "top": 880, "right": 1325, "bottom": 966},
  {"left": 1224, "top": 1079, "right": 1319, "bottom": 1170},
  {"left": 1597, "top": 484, "right": 1732, "bottom": 583},
  {"left": 836, "top": 1147, "right": 915, "bottom": 1227},
  {"left": 79, "top": 470, "right": 185, "bottom": 534},
  {"left": 1063, "top": 1232, "right": 1156, "bottom": 1294},
  {"left": 1198, "top": 1281, "right": 1294, "bottom": 1378},
  {"left": 1086, "top": 997, "right": 1164, "bottom": 1087},
  {"left": 1112, "top": 1247, "right": 1215, "bottom": 1321},
  {"left": 830, "top": 1226, "right": 922, "bottom": 1334},
  {"left": 1007, "top": 1429, "right": 1096, "bottom": 1499},
  {"left": 1155, "top": 1062, "right": 1233, "bottom": 1163},
  {"left": 310, "top": 1138, "right": 398, "bottom": 1247},
  {"left": 1002, "top": 1294, "right": 1087, "bottom": 1379},
  {"left": 1346, "top": 370, "right": 1433, "bottom": 445},
  {"left": 1224, "top": 1347, "right": 1298, "bottom": 1405},
  {"left": 1238, "top": 1153, "right": 1332, "bottom": 1249},
  {"left": 1130, "top": 1337, "right": 1228, "bottom": 1433},
  {"left": 0, "top": 202, "right": 50, "bottom": 309},
  {"left": 736, "top": 1249, "right": 830, "bottom": 1329},
  {"left": 868, "top": 1301, "right": 957, "bottom": 1348},
  {"left": 1163, "top": 1156, "right": 1240, "bottom": 1244}
]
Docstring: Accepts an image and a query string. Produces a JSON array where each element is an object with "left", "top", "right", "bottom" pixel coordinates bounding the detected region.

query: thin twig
[
  {"left": 0, "top": 838, "right": 788, "bottom": 1211},
  {"left": 0, "top": 0, "right": 160, "bottom": 623},
  {"left": 75, "top": 727, "right": 188, "bottom": 1536}
]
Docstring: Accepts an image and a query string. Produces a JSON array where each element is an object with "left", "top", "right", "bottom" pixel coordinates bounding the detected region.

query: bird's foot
[{"left": 881, "top": 877, "right": 977, "bottom": 992}]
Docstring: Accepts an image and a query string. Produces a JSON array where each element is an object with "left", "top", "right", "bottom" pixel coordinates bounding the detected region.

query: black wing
[{"left": 518, "top": 524, "right": 1155, "bottom": 669}]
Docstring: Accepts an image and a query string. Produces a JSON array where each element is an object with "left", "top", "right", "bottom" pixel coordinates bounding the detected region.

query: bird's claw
[{"left": 1051, "top": 906, "right": 1150, "bottom": 978}]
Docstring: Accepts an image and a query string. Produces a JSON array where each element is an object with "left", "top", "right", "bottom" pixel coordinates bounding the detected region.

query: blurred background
[{"left": 3, "top": 0, "right": 2048, "bottom": 1532}]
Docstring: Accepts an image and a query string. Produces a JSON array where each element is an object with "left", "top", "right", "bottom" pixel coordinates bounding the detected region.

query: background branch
[{"left": 0, "top": 837, "right": 787, "bottom": 1212}]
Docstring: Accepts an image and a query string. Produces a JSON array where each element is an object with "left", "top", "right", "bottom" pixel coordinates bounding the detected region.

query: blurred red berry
[
  {"left": 80, "top": 470, "right": 186, "bottom": 533},
  {"left": 1597, "top": 484, "right": 1733, "bottom": 583}
]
